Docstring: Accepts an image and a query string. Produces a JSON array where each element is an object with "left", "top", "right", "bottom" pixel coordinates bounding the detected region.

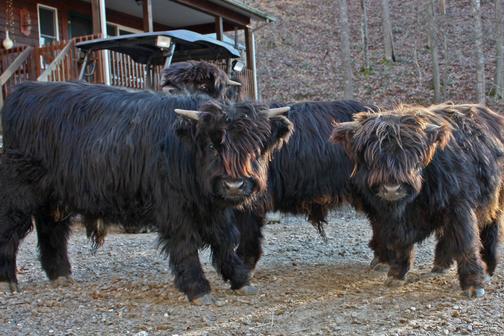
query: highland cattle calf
[
  {"left": 0, "top": 81, "right": 292, "bottom": 304},
  {"left": 330, "top": 103, "right": 504, "bottom": 297},
  {"left": 161, "top": 61, "right": 241, "bottom": 100}
]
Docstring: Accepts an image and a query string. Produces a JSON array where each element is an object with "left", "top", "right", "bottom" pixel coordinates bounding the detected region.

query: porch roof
[{"left": 83, "top": 0, "right": 275, "bottom": 29}]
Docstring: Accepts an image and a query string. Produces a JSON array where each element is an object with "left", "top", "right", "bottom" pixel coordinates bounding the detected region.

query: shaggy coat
[
  {"left": 161, "top": 61, "right": 239, "bottom": 100},
  {"left": 0, "top": 81, "right": 292, "bottom": 301},
  {"left": 234, "top": 100, "right": 374, "bottom": 270},
  {"left": 331, "top": 103, "right": 504, "bottom": 296}
]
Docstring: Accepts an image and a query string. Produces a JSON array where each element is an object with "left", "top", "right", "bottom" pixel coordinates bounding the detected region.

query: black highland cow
[
  {"left": 163, "top": 61, "right": 375, "bottom": 271},
  {"left": 0, "top": 81, "right": 292, "bottom": 303},
  {"left": 331, "top": 103, "right": 504, "bottom": 297},
  {"left": 234, "top": 100, "right": 374, "bottom": 271},
  {"left": 161, "top": 61, "right": 241, "bottom": 100}
]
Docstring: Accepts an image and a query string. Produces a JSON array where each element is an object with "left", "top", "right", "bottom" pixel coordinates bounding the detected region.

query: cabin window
[
  {"left": 37, "top": 4, "right": 59, "bottom": 45},
  {"left": 106, "top": 23, "right": 142, "bottom": 36}
]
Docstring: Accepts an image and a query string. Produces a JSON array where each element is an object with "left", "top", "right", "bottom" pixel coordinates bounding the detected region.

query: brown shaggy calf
[{"left": 331, "top": 103, "right": 504, "bottom": 298}]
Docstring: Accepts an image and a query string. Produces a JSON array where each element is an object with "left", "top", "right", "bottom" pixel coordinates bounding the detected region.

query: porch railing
[
  {"left": 0, "top": 46, "right": 35, "bottom": 103},
  {"left": 109, "top": 51, "right": 163, "bottom": 90},
  {"left": 35, "top": 34, "right": 104, "bottom": 83},
  {"left": 0, "top": 33, "right": 255, "bottom": 99}
]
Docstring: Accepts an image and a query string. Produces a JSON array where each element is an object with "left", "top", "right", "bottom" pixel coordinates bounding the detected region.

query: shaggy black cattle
[
  {"left": 162, "top": 62, "right": 375, "bottom": 270},
  {"left": 0, "top": 81, "right": 293, "bottom": 304},
  {"left": 161, "top": 61, "right": 241, "bottom": 100},
  {"left": 331, "top": 103, "right": 504, "bottom": 297},
  {"left": 234, "top": 100, "right": 374, "bottom": 271}
]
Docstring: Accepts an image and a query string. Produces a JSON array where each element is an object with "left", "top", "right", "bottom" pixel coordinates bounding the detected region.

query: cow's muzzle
[
  {"left": 215, "top": 177, "right": 255, "bottom": 204},
  {"left": 377, "top": 184, "right": 408, "bottom": 202}
]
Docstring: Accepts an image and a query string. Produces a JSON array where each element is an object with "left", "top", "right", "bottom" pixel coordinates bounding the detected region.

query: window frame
[
  {"left": 37, "top": 3, "right": 60, "bottom": 46},
  {"left": 106, "top": 22, "right": 143, "bottom": 36}
]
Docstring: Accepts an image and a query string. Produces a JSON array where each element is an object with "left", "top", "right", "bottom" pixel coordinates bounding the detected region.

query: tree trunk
[
  {"left": 428, "top": 0, "right": 441, "bottom": 102},
  {"left": 338, "top": 0, "right": 353, "bottom": 99},
  {"left": 472, "top": 0, "right": 486, "bottom": 104},
  {"left": 381, "top": 0, "right": 396, "bottom": 62},
  {"left": 361, "top": 0, "right": 370, "bottom": 70},
  {"left": 439, "top": 0, "right": 447, "bottom": 15},
  {"left": 495, "top": 0, "right": 504, "bottom": 100}
]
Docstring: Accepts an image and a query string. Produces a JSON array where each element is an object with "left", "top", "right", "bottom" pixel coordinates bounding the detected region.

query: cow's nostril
[
  {"left": 384, "top": 184, "right": 401, "bottom": 193},
  {"left": 225, "top": 180, "right": 244, "bottom": 190}
]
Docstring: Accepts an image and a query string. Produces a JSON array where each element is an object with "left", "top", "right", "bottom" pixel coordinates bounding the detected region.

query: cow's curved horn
[
  {"left": 227, "top": 79, "right": 241, "bottom": 86},
  {"left": 265, "top": 106, "right": 290, "bottom": 118},
  {"left": 175, "top": 109, "right": 201, "bottom": 121}
]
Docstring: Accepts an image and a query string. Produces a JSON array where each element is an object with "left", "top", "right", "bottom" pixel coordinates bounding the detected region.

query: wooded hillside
[{"left": 245, "top": 0, "right": 504, "bottom": 110}]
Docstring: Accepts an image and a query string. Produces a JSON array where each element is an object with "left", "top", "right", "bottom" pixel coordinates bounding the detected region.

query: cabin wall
[{"left": 0, "top": 0, "right": 172, "bottom": 49}]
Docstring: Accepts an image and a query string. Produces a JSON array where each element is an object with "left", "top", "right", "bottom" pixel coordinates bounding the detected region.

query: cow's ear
[
  {"left": 268, "top": 115, "right": 294, "bottom": 151},
  {"left": 426, "top": 123, "right": 451, "bottom": 150},
  {"left": 173, "top": 116, "right": 196, "bottom": 143},
  {"left": 330, "top": 121, "right": 358, "bottom": 145}
]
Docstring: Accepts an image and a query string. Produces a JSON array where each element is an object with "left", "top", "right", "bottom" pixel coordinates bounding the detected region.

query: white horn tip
[
  {"left": 174, "top": 109, "right": 201, "bottom": 121},
  {"left": 266, "top": 106, "right": 290, "bottom": 117},
  {"left": 227, "top": 79, "right": 241, "bottom": 86}
]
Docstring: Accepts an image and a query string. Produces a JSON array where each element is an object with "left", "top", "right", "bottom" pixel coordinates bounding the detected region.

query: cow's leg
[
  {"left": 235, "top": 209, "right": 264, "bottom": 273},
  {"left": 480, "top": 219, "right": 500, "bottom": 278},
  {"left": 0, "top": 212, "right": 33, "bottom": 293},
  {"left": 34, "top": 208, "right": 73, "bottom": 284},
  {"left": 447, "top": 209, "right": 486, "bottom": 297},
  {"left": 209, "top": 217, "right": 252, "bottom": 294},
  {"left": 162, "top": 235, "right": 211, "bottom": 303},
  {"left": 368, "top": 217, "right": 390, "bottom": 272},
  {"left": 0, "top": 167, "right": 40, "bottom": 293},
  {"left": 385, "top": 244, "right": 414, "bottom": 287},
  {"left": 432, "top": 229, "right": 454, "bottom": 273}
]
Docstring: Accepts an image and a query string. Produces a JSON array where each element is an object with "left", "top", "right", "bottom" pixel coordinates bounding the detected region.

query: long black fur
[
  {"left": 0, "top": 81, "right": 292, "bottom": 301},
  {"left": 331, "top": 103, "right": 504, "bottom": 294},
  {"left": 235, "top": 100, "right": 374, "bottom": 270}
]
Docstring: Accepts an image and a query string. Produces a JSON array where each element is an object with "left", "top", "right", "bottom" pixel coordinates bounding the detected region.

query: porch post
[
  {"left": 244, "top": 26, "right": 257, "bottom": 99},
  {"left": 91, "top": 0, "right": 111, "bottom": 85},
  {"left": 91, "top": 0, "right": 101, "bottom": 34},
  {"left": 215, "top": 16, "right": 224, "bottom": 41},
  {"left": 143, "top": 0, "right": 153, "bottom": 32}
]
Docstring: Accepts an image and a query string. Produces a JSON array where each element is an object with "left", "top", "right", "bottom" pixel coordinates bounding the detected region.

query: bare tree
[
  {"left": 428, "top": 0, "right": 441, "bottom": 102},
  {"left": 381, "top": 0, "right": 396, "bottom": 62},
  {"left": 338, "top": 0, "right": 353, "bottom": 98},
  {"left": 472, "top": 0, "right": 486, "bottom": 104},
  {"left": 495, "top": 0, "right": 504, "bottom": 100},
  {"left": 439, "top": 0, "right": 449, "bottom": 99},
  {"left": 439, "top": 0, "right": 447, "bottom": 15},
  {"left": 361, "top": 0, "right": 370, "bottom": 70}
]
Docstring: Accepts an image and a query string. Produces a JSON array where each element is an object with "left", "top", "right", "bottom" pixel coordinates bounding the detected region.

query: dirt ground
[{"left": 1, "top": 207, "right": 503, "bottom": 336}]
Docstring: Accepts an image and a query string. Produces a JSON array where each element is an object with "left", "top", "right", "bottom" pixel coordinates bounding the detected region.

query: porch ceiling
[{"left": 82, "top": 0, "right": 215, "bottom": 28}]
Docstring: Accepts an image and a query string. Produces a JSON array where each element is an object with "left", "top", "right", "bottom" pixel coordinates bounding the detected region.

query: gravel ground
[{"left": 1, "top": 207, "right": 504, "bottom": 336}]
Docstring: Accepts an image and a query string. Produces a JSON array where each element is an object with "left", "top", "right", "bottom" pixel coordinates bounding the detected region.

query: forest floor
[
  {"left": 243, "top": 0, "right": 504, "bottom": 111},
  {"left": 1, "top": 207, "right": 503, "bottom": 336}
]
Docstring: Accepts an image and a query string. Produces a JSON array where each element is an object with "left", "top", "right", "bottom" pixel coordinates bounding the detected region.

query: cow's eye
[
  {"left": 208, "top": 143, "right": 216, "bottom": 151},
  {"left": 199, "top": 84, "right": 208, "bottom": 90}
]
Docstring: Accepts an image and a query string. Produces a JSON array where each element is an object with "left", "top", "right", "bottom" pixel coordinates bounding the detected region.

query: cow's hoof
[
  {"left": 464, "top": 287, "right": 485, "bottom": 298},
  {"left": 483, "top": 274, "right": 492, "bottom": 284},
  {"left": 369, "top": 257, "right": 388, "bottom": 272},
  {"left": 192, "top": 293, "right": 217, "bottom": 306},
  {"left": 0, "top": 281, "right": 20, "bottom": 293},
  {"left": 234, "top": 285, "right": 258, "bottom": 296},
  {"left": 431, "top": 265, "right": 449, "bottom": 274},
  {"left": 384, "top": 277, "right": 406, "bottom": 288},
  {"left": 51, "top": 276, "right": 75, "bottom": 287}
]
